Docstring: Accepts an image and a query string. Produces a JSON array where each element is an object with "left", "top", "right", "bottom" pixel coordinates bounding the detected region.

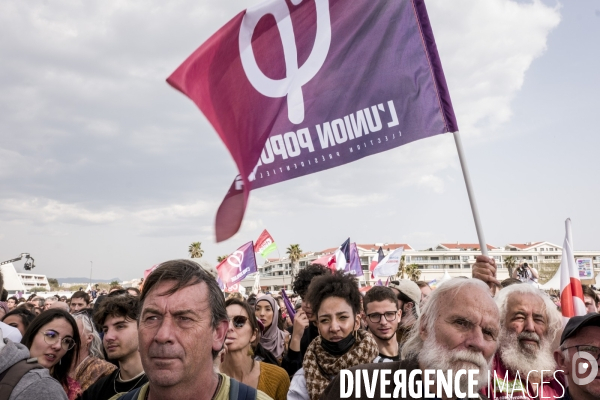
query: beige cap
[{"left": 388, "top": 279, "right": 421, "bottom": 316}]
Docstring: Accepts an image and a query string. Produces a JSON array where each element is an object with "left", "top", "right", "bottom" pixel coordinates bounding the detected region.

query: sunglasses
[{"left": 230, "top": 315, "right": 249, "bottom": 329}]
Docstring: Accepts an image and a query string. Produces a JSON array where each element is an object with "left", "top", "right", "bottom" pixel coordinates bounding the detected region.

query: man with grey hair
[
  {"left": 44, "top": 295, "right": 58, "bottom": 310},
  {"left": 473, "top": 255, "right": 565, "bottom": 399},
  {"left": 483, "top": 283, "right": 564, "bottom": 400},
  {"left": 49, "top": 300, "right": 70, "bottom": 312},
  {"left": 321, "top": 278, "right": 500, "bottom": 399},
  {"left": 112, "top": 259, "right": 271, "bottom": 400}
]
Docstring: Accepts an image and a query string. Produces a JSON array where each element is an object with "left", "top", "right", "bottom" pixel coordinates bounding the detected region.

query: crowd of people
[{"left": 1, "top": 256, "right": 599, "bottom": 400}]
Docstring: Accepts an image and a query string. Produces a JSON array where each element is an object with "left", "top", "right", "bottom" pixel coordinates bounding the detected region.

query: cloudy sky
[{"left": 1, "top": 0, "right": 598, "bottom": 280}]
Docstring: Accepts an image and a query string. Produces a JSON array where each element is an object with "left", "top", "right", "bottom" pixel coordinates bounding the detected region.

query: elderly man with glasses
[
  {"left": 362, "top": 286, "right": 401, "bottom": 363},
  {"left": 554, "top": 314, "right": 600, "bottom": 400}
]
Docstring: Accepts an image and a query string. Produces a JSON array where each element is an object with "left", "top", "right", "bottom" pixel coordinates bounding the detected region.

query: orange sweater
[{"left": 257, "top": 362, "right": 290, "bottom": 400}]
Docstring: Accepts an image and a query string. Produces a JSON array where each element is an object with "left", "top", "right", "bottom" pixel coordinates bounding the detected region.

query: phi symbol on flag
[
  {"left": 239, "top": 0, "right": 331, "bottom": 124},
  {"left": 228, "top": 251, "right": 245, "bottom": 272}
]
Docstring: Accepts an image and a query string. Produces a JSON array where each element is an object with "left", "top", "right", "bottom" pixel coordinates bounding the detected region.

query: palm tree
[
  {"left": 217, "top": 255, "right": 229, "bottom": 263},
  {"left": 286, "top": 244, "right": 302, "bottom": 277},
  {"left": 504, "top": 255, "right": 516, "bottom": 278},
  {"left": 405, "top": 264, "right": 421, "bottom": 282},
  {"left": 396, "top": 255, "right": 406, "bottom": 279},
  {"left": 188, "top": 242, "right": 204, "bottom": 258}
]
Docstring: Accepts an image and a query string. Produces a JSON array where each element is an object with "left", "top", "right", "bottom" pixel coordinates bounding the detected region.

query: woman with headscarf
[
  {"left": 287, "top": 271, "right": 379, "bottom": 400},
  {"left": 255, "top": 295, "right": 288, "bottom": 361}
]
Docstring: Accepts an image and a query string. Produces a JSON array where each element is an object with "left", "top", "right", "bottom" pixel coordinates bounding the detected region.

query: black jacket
[{"left": 281, "top": 322, "right": 319, "bottom": 377}]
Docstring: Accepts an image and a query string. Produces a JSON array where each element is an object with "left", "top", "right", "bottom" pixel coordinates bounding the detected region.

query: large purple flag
[
  {"left": 168, "top": 0, "right": 458, "bottom": 241},
  {"left": 346, "top": 242, "right": 364, "bottom": 277},
  {"left": 216, "top": 241, "right": 257, "bottom": 286}
]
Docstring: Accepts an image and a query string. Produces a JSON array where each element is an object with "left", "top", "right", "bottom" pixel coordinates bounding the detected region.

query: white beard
[
  {"left": 419, "top": 334, "right": 492, "bottom": 394},
  {"left": 498, "top": 329, "right": 556, "bottom": 378}
]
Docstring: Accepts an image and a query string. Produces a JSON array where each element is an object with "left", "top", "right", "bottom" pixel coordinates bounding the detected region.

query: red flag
[
  {"left": 559, "top": 219, "right": 586, "bottom": 323},
  {"left": 255, "top": 229, "right": 277, "bottom": 258}
]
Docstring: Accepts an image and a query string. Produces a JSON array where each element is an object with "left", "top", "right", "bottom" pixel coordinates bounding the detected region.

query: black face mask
[{"left": 320, "top": 332, "right": 356, "bottom": 356}]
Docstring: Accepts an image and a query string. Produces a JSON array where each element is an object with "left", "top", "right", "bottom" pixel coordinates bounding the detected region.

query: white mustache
[
  {"left": 450, "top": 350, "right": 488, "bottom": 369},
  {"left": 518, "top": 331, "right": 540, "bottom": 344}
]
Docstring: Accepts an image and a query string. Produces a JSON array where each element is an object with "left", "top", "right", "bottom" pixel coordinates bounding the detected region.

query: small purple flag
[
  {"left": 376, "top": 279, "right": 384, "bottom": 286},
  {"left": 280, "top": 289, "right": 296, "bottom": 323},
  {"left": 216, "top": 241, "right": 257, "bottom": 286},
  {"left": 346, "top": 242, "right": 364, "bottom": 277}
]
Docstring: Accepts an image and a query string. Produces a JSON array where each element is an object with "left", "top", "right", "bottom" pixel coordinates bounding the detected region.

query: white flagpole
[{"left": 452, "top": 131, "right": 488, "bottom": 258}]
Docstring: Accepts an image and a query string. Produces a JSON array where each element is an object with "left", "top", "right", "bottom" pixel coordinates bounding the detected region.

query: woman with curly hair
[{"left": 287, "top": 271, "right": 379, "bottom": 400}]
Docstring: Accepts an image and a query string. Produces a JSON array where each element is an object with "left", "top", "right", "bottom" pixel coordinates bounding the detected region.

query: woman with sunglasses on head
[
  {"left": 220, "top": 298, "right": 290, "bottom": 400},
  {"left": 21, "top": 309, "right": 82, "bottom": 400},
  {"left": 255, "top": 295, "right": 288, "bottom": 361},
  {"left": 287, "top": 271, "right": 379, "bottom": 400}
]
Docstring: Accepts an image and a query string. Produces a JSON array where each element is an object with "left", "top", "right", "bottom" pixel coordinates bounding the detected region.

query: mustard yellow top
[{"left": 257, "top": 362, "right": 290, "bottom": 400}]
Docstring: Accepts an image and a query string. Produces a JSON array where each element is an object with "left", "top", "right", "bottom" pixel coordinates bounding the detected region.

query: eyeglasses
[
  {"left": 366, "top": 311, "right": 398, "bottom": 323},
  {"left": 230, "top": 315, "right": 249, "bottom": 329},
  {"left": 561, "top": 345, "right": 600, "bottom": 362},
  {"left": 42, "top": 330, "right": 76, "bottom": 351}
]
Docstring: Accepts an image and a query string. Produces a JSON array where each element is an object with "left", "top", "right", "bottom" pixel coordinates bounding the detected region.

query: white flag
[
  {"left": 373, "top": 247, "right": 404, "bottom": 277},
  {"left": 252, "top": 273, "right": 260, "bottom": 294}
]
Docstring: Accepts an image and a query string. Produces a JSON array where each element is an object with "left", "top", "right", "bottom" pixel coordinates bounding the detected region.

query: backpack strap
[
  {"left": 229, "top": 378, "right": 257, "bottom": 400},
  {"left": 229, "top": 377, "right": 239, "bottom": 400},
  {"left": 115, "top": 386, "right": 143, "bottom": 400},
  {"left": 0, "top": 359, "right": 44, "bottom": 400}
]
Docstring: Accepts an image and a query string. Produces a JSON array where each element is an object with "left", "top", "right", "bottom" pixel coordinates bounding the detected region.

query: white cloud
[
  {"left": 428, "top": 0, "right": 561, "bottom": 135},
  {"left": 134, "top": 201, "right": 212, "bottom": 222},
  {"left": 0, "top": 198, "right": 121, "bottom": 224}
]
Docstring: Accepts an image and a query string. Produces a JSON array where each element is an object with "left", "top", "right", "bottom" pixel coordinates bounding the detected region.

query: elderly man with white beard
[
  {"left": 320, "top": 278, "right": 499, "bottom": 400},
  {"left": 483, "top": 283, "right": 565, "bottom": 400}
]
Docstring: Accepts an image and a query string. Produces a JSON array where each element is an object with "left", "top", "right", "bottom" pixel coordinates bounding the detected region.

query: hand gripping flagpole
[{"left": 452, "top": 131, "right": 488, "bottom": 258}]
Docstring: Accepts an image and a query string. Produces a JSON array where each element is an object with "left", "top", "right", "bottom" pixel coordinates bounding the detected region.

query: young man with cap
[
  {"left": 387, "top": 279, "right": 420, "bottom": 348},
  {"left": 554, "top": 313, "right": 600, "bottom": 400}
]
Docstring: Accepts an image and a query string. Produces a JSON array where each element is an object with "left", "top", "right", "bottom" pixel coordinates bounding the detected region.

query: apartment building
[
  {"left": 17, "top": 273, "right": 51, "bottom": 291},
  {"left": 239, "top": 241, "right": 600, "bottom": 293}
]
